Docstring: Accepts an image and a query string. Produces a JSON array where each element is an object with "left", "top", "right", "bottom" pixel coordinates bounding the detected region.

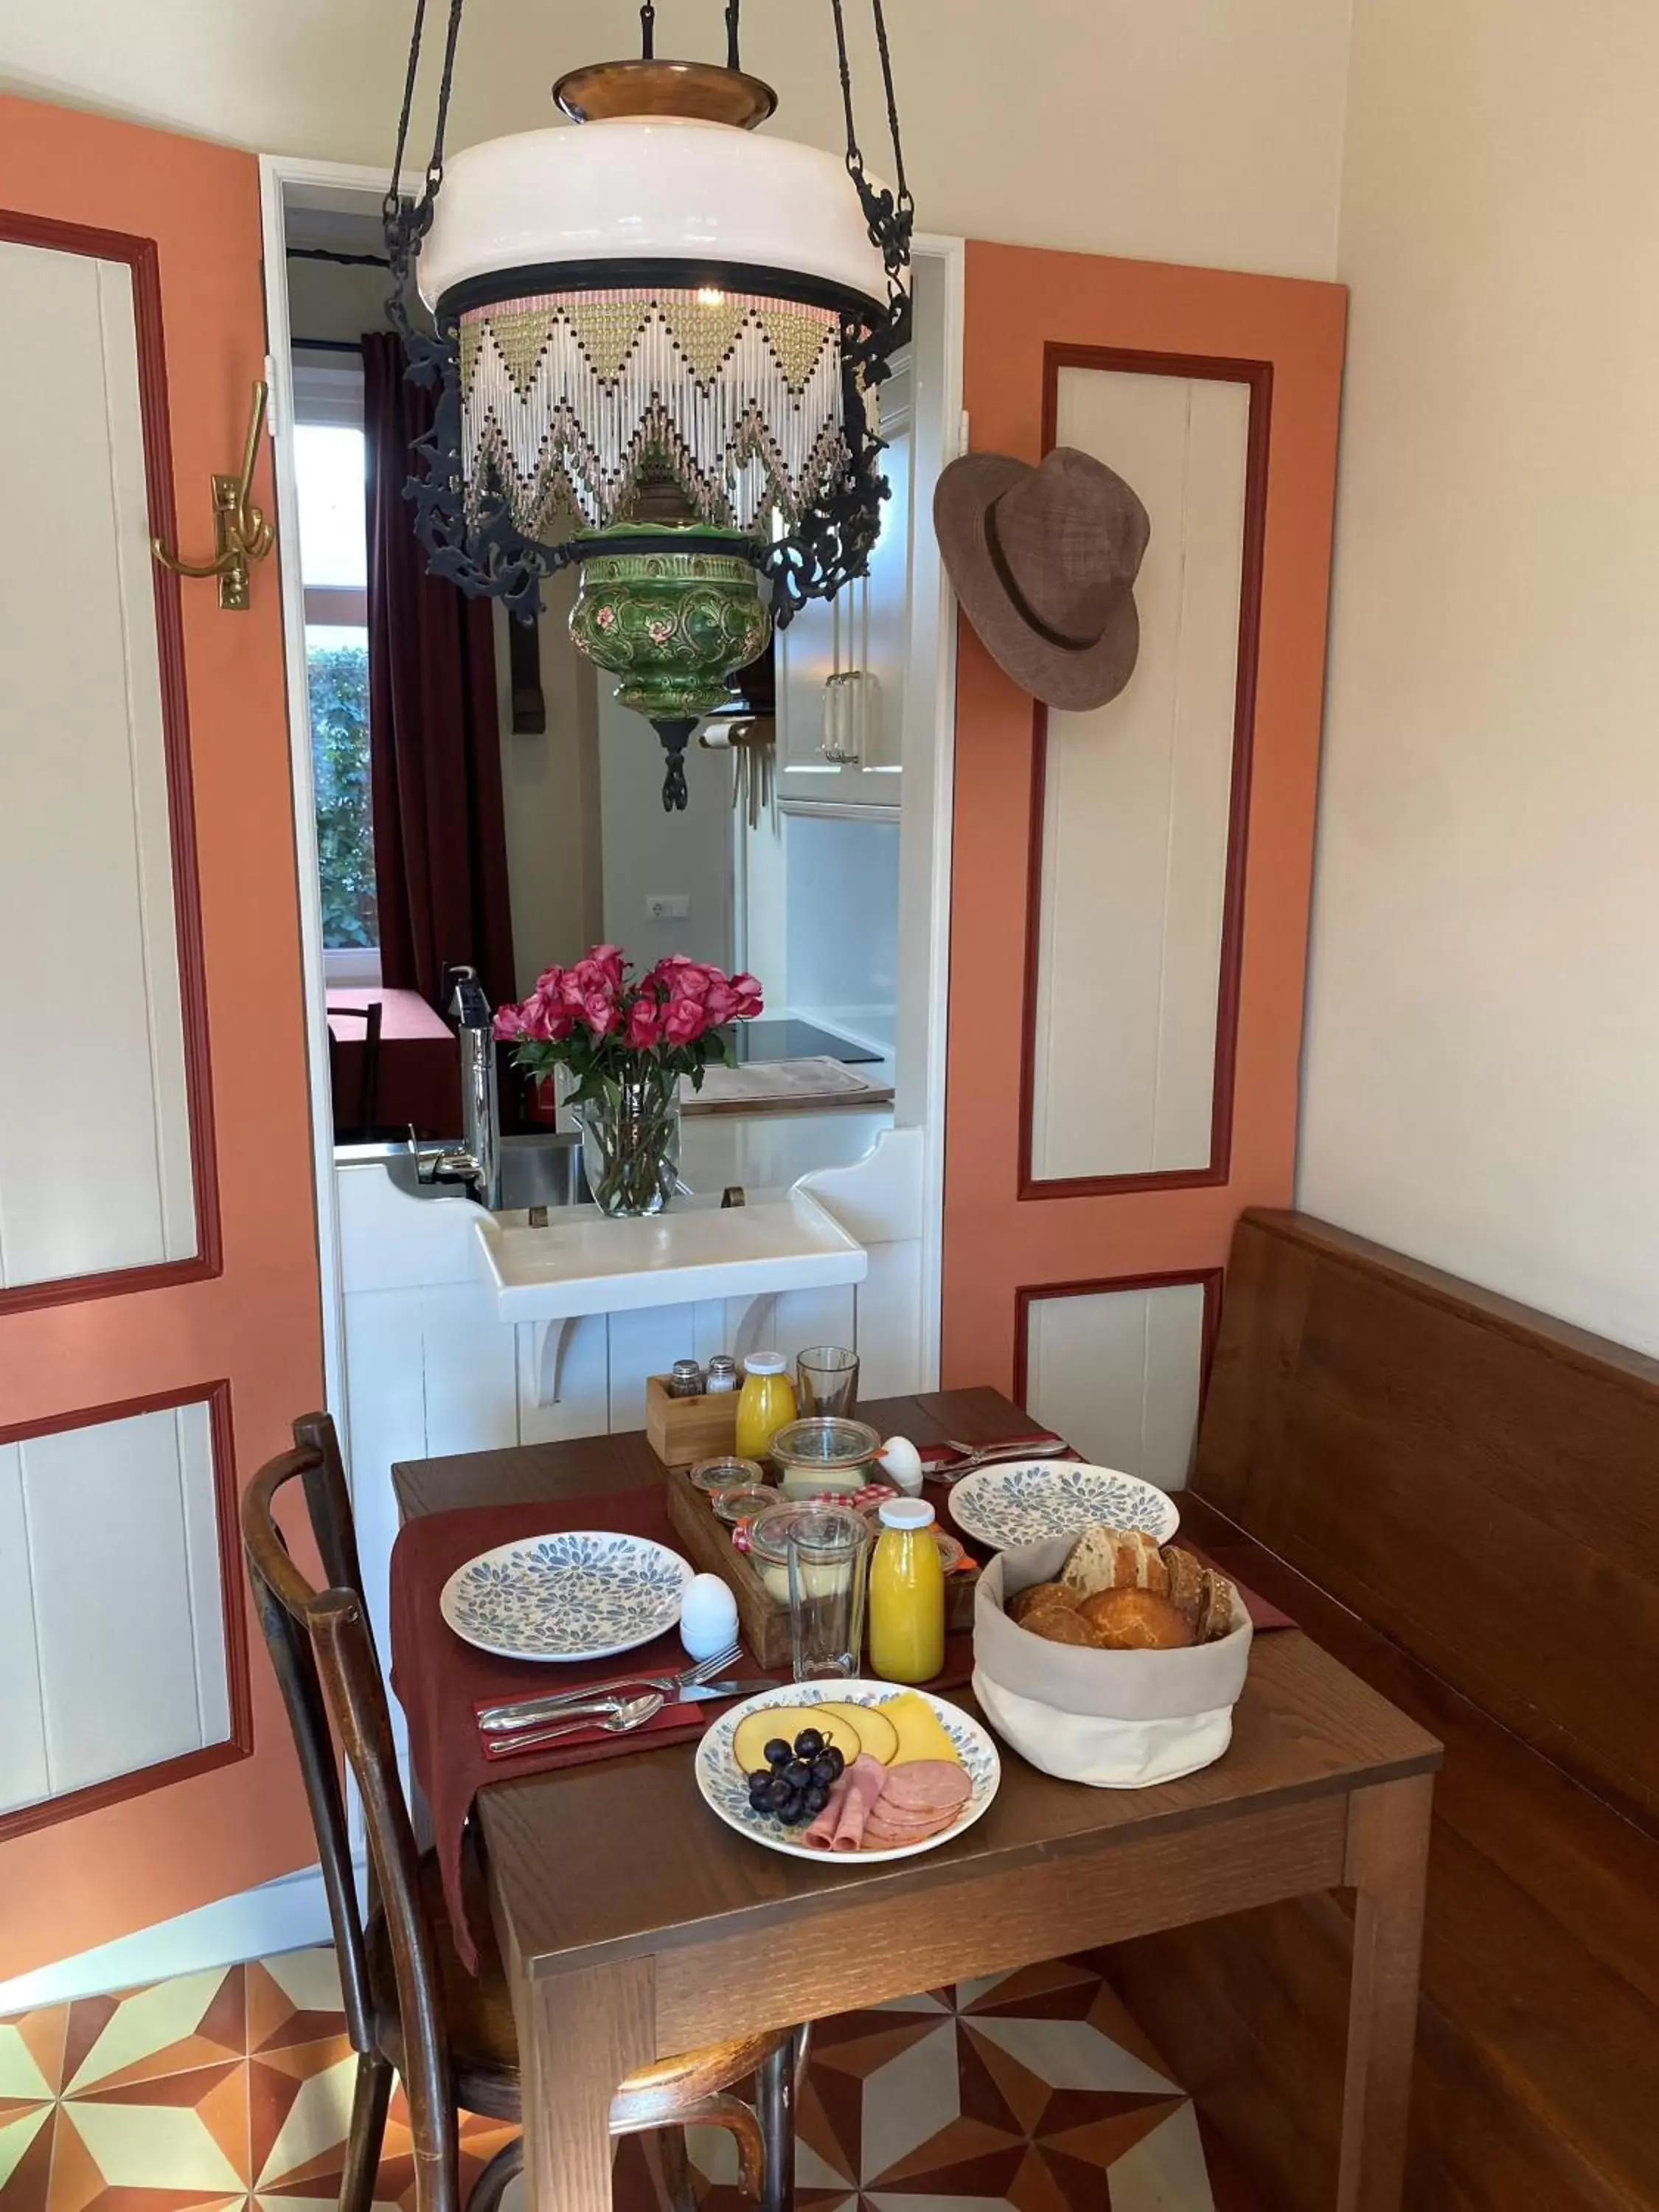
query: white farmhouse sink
[{"left": 471, "top": 1187, "right": 867, "bottom": 1323}]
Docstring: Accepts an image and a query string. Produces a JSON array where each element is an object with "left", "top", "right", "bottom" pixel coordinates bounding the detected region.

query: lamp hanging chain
[
  {"left": 640, "top": 2, "right": 655, "bottom": 60},
  {"left": 386, "top": 0, "right": 428, "bottom": 222},
  {"left": 870, "top": 0, "right": 911, "bottom": 213},
  {"left": 383, "top": 0, "right": 465, "bottom": 325},
  {"left": 725, "top": 0, "right": 742, "bottom": 69},
  {"left": 425, "top": 0, "right": 465, "bottom": 198},
  {"left": 830, "top": 0, "right": 860, "bottom": 175},
  {"left": 829, "top": 0, "right": 913, "bottom": 290}
]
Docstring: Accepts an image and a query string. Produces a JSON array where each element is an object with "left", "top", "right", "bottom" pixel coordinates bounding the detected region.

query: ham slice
[
  {"left": 803, "top": 1768, "right": 855, "bottom": 1850},
  {"left": 830, "top": 1753, "right": 890, "bottom": 1851}
]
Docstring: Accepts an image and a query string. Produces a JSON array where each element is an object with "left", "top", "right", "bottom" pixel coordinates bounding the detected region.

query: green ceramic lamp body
[{"left": 569, "top": 526, "right": 772, "bottom": 807}]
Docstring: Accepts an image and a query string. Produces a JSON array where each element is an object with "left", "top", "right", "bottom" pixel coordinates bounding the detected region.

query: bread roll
[
  {"left": 1009, "top": 1580, "right": 1078, "bottom": 1624},
  {"left": 1062, "top": 1524, "right": 1170, "bottom": 1600},
  {"left": 1022, "top": 1603, "right": 1102, "bottom": 1648},
  {"left": 1077, "top": 1587, "right": 1193, "bottom": 1650}
]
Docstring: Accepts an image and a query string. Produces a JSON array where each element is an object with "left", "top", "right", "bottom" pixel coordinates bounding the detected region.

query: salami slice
[
  {"left": 863, "top": 1810, "right": 956, "bottom": 1847},
  {"left": 803, "top": 1768, "right": 855, "bottom": 1851},
  {"left": 879, "top": 1760, "right": 971, "bottom": 1815},
  {"left": 830, "top": 1753, "right": 889, "bottom": 1851},
  {"left": 862, "top": 1798, "right": 956, "bottom": 1832}
]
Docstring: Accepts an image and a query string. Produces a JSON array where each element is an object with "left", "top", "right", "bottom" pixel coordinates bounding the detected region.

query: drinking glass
[
  {"left": 796, "top": 1345, "right": 860, "bottom": 1420},
  {"left": 785, "top": 1508, "right": 869, "bottom": 1680}
]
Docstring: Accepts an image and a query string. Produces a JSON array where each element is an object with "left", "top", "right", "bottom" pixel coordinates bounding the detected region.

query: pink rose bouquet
[{"left": 493, "top": 946, "right": 763, "bottom": 1107}]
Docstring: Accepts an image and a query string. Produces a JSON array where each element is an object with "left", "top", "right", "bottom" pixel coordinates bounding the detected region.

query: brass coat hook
[{"left": 153, "top": 379, "right": 276, "bottom": 611}]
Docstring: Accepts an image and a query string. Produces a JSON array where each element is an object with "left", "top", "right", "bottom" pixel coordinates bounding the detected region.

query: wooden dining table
[{"left": 393, "top": 1386, "right": 1441, "bottom": 2212}]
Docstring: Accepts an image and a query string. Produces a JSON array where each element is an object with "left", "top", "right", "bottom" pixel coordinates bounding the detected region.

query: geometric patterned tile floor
[{"left": 0, "top": 1947, "right": 1257, "bottom": 2212}]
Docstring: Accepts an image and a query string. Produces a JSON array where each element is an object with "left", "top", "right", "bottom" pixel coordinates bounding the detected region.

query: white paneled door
[
  {"left": 943, "top": 243, "right": 1347, "bottom": 1477},
  {"left": 0, "top": 97, "right": 323, "bottom": 1983}
]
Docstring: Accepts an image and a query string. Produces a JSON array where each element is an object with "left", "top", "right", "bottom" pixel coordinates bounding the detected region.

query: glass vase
[{"left": 573, "top": 1068, "right": 681, "bottom": 1218}]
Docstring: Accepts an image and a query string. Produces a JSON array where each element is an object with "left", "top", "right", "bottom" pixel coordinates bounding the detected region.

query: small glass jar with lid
[
  {"left": 689, "top": 1454, "right": 768, "bottom": 1497},
  {"left": 768, "top": 1415, "right": 884, "bottom": 1501},
  {"left": 745, "top": 1498, "right": 870, "bottom": 1605}
]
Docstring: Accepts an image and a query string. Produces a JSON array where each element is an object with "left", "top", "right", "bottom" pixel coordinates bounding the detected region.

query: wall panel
[
  {"left": 1020, "top": 1277, "right": 1214, "bottom": 1489},
  {"left": 1028, "top": 364, "right": 1251, "bottom": 1188},
  {"left": 0, "top": 236, "right": 201, "bottom": 1293},
  {"left": 0, "top": 1397, "right": 234, "bottom": 1823}
]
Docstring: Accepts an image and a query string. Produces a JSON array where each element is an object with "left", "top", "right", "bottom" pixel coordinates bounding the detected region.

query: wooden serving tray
[
  {"left": 645, "top": 1374, "right": 739, "bottom": 1468},
  {"left": 664, "top": 1462, "right": 981, "bottom": 1674}
]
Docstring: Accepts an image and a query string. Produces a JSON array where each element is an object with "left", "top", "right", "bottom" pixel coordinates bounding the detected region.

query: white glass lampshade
[{"left": 418, "top": 117, "right": 891, "bottom": 315}]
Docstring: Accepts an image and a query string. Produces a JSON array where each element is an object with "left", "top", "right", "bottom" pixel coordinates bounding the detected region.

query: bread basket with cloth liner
[{"left": 973, "top": 1531, "right": 1252, "bottom": 1787}]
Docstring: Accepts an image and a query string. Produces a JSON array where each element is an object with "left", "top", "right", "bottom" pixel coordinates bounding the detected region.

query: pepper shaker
[{"left": 667, "top": 1357, "right": 706, "bottom": 1399}]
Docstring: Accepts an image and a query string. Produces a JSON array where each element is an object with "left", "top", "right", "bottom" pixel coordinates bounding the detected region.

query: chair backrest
[
  {"left": 242, "top": 1412, "right": 459, "bottom": 2211},
  {"left": 327, "top": 1001, "right": 383, "bottom": 1141},
  {"left": 1194, "top": 1208, "right": 1659, "bottom": 1831}
]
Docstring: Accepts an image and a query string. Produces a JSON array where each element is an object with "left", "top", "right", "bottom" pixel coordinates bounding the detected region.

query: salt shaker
[{"left": 705, "top": 1354, "right": 740, "bottom": 1393}]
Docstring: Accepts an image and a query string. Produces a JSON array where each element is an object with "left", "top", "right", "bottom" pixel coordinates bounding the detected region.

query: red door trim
[
  {"left": 1017, "top": 343, "right": 1273, "bottom": 1201},
  {"left": 1012, "top": 1265, "right": 1225, "bottom": 1413},
  {"left": 0, "top": 207, "right": 220, "bottom": 1317},
  {"left": 0, "top": 1377, "right": 250, "bottom": 1845}
]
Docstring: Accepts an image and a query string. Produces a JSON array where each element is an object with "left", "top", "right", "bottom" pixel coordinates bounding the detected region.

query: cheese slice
[
  {"left": 815, "top": 1700, "right": 891, "bottom": 1764},
  {"left": 880, "top": 1691, "right": 962, "bottom": 1767}
]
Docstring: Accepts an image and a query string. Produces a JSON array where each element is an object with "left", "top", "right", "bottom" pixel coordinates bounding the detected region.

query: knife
[{"left": 479, "top": 1678, "right": 773, "bottom": 1736}]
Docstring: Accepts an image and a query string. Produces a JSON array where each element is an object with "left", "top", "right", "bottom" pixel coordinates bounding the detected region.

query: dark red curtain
[{"left": 363, "top": 332, "right": 516, "bottom": 1012}]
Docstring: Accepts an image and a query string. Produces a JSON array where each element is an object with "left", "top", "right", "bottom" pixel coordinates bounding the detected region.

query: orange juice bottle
[
  {"left": 735, "top": 1353, "right": 797, "bottom": 1464},
  {"left": 868, "top": 1497, "right": 946, "bottom": 1683}
]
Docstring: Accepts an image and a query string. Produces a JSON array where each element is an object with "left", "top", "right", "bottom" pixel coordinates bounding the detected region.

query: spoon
[{"left": 481, "top": 1690, "right": 665, "bottom": 1759}]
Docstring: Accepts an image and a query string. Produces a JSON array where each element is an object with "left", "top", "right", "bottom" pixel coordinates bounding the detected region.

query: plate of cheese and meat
[{"left": 695, "top": 1680, "right": 1001, "bottom": 1862}]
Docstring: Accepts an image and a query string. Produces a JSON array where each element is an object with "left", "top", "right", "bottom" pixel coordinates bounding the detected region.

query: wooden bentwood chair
[{"left": 243, "top": 1413, "right": 799, "bottom": 2212}]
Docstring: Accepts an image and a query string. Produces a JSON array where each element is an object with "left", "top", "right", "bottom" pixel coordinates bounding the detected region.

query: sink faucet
[{"left": 413, "top": 964, "right": 501, "bottom": 1208}]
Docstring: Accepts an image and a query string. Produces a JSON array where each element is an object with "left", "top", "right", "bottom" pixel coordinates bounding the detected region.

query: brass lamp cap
[{"left": 554, "top": 59, "right": 778, "bottom": 129}]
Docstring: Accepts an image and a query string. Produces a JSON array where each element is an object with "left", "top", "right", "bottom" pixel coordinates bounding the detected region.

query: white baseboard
[{"left": 0, "top": 1859, "right": 349, "bottom": 2015}]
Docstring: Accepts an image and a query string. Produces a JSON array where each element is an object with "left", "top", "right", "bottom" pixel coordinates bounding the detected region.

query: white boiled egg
[
  {"left": 879, "top": 1435, "right": 925, "bottom": 1495},
  {"left": 679, "top": 1571, "right": 740, "bottom": 1660}
]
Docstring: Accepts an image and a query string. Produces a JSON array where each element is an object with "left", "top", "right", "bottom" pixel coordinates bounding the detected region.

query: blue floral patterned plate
[
  {"left": 696, "top": 1680, "right": 1001, "bottom": 1863},
  {"left": 947, "top": 1461, "right": 1180, "bottom": 1554},
  {"left": 439, "top": 1530, "right": 692, "bottom": 1662}
]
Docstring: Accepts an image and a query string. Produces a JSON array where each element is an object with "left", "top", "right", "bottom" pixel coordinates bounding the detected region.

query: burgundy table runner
[
  {"left": 390, "top": 1486, "right": 745, "bottom": 1968},
  {"left": 390, "top": 1484, "right": 976, "bottom": 1966}
]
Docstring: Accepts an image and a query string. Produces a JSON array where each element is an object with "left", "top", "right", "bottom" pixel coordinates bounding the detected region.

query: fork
[
  {"left": 933, "top": 1437, "right": 1074, "bottom": 1484},
  {"left": 476, "top": 1640, "right": 742, "bottom": 1733}
]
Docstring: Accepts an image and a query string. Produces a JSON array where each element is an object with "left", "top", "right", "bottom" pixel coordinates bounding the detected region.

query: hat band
[{"left": 984, "top": 498, "right": 1110, "bottom": 653}]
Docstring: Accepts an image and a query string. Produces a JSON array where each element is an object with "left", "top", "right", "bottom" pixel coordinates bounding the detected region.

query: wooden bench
[{"left": 1108, "top": 1208, "right": 1659, "bottom": 2211}]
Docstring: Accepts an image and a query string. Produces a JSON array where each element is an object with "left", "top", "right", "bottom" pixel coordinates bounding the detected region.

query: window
[{"left": 293, "top": 366, "right": 377, "bottom": 970}]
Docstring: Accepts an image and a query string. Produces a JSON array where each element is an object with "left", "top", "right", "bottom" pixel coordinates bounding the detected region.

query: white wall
[
  {"left": 597, "top": 683, "right": 734, "bottom": 972},
  {"left": 1298, "top": 0, "right": 1659, "bottom": 1354},
  {"left": 785, "top": 812, "right": 900, "bottom": 1051},
  {"left": 496, "top": 581, "right": 605, "bottom": 993},
  {"left": 1, "top": 0, "right": 1356, "bottom": 281}
]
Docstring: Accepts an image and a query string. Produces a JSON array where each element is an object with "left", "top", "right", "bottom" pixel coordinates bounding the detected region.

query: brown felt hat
[{"left": 933, "top": 446, "right": 1151, "bottom": 712}]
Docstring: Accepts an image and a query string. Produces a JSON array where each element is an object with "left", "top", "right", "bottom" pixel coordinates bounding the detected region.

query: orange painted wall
[
  {"left": 0, "top": 97, "right": 323, "bottom": 1978},
  {"left": 942, "top": 240, "right": 1346, "bottom": 1391}
]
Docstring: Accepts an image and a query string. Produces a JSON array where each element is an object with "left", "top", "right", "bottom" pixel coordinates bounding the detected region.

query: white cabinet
[{"left": 775, "top": 358, "right": 912, "bottom": 797}]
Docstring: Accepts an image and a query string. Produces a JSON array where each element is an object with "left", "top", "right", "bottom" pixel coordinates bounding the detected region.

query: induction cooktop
[{"left": 728, "top": 1018, "right": 883, "bottom": 1065}]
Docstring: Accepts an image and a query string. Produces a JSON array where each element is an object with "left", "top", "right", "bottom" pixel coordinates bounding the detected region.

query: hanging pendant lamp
[{"left": 384, "top": 0, "right": 914, "bottom": 810}]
